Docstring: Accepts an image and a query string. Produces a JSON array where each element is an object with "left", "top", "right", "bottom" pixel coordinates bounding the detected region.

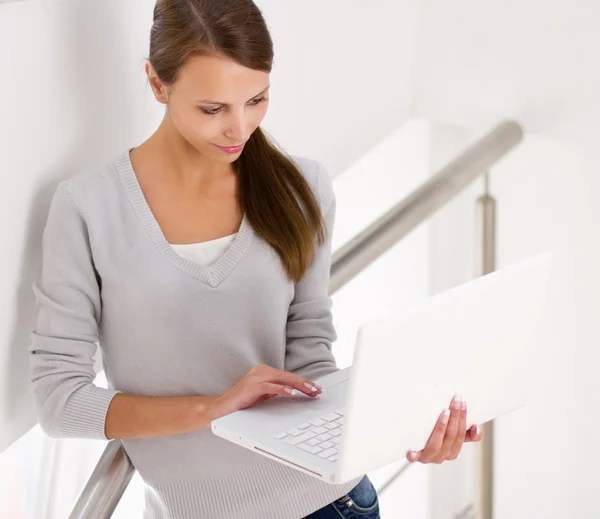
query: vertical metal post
[{"left": 474, "top": 171, "right": 496, "bottom": 519}]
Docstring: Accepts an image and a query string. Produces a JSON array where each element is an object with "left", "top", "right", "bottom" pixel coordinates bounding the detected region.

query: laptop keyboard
[{"left": 273, "top": 408, "right": 345, "bottom": 462}]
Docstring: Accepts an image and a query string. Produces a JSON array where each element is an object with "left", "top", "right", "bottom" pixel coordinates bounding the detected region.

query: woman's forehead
[{"left": 177, "top": 54, "right": 270, "bottom": 102}]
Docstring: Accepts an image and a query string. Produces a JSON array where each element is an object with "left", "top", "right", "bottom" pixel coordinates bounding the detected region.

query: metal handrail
[
  {"left": 69, "top": 439, "right": 135, "bottom": 518},
  {"left": 330, "top": 120, "right": 522, "bottom": 292},
  {"left": 69, "top": 119, "right": 523, "bottom": 517}
]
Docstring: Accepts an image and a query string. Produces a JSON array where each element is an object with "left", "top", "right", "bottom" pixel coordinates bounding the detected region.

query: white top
[{"left": 170, "top": 232, "right": 238, "bottom": 266}]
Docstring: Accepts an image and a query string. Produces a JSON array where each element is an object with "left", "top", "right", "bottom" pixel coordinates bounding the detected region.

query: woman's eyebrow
[{"left": 196, "top": 85, "right": 270, "bottom": 105}]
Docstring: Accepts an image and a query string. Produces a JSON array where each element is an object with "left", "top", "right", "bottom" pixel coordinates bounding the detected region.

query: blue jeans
[{"left": 303, "top": 475, "right": 380, "bottom": 519}]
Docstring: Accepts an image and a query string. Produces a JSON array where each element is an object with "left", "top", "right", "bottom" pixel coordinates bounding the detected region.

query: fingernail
[
  {"left": 475, "top": 425, "right": 480, "bottom": 436},
  {"left": 409, "top": 451, "right": 417, "bottom": 460},
  {"left": 442, "top": 409, "right": 450, "bottom": 424},
  {"left": 304, "top": 382, "right": 318, "bottom": 392},
  {"left": 285, "top": 387, "right": 297, "bottom": 395},
  {"left": 454, "top": 395, "right": 462, "bottom": 410},
  {"left": 462, "top": 400, "right": 467, "bottom": 411}
]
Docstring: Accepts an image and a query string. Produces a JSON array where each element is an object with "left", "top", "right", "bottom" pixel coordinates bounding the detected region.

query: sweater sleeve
[
  {"left": 28, "top": 181, "right": 121, "bottom": 440},
  {"left": 284, "top": 161, "right": 341, "bottom": 382}
]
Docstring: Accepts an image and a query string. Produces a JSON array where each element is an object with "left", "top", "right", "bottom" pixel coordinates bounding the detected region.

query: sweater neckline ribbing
[{"left": 114, "top": 148, "right": 255, "bottom": 288}]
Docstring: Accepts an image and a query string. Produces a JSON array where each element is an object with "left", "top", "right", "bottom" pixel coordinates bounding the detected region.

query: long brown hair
[{"left": 148, "top": 0, "right": 328, "bottom": 284}]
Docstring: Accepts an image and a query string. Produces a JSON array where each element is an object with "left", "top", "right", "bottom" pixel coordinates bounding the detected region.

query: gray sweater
[{"left": 28, "top": 148, "right": 363, "bottom": 519}]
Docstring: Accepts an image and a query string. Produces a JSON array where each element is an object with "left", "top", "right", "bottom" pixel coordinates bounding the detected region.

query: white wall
[
  {"left": 0, "top": 0, "right": 161, "bottom": 454},
  {"left": 0, "top": 0, "right": 424, "bottom": 517},
  {"left": 413, "top": 1, "right": 600, "bottom": 518}
]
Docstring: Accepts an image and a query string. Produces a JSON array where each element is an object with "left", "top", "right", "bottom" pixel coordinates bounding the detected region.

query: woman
[{"left": 28, "top": 1, "right": 482, "bottom": 518}]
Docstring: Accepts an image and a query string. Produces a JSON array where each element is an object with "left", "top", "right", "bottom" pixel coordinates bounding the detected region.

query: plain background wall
[{"left": 413, "top": 1, "right": 600, "bottom": 518}]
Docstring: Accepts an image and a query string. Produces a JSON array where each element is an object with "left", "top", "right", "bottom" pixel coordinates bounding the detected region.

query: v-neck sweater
[{"left": 28, "top": 148, "right": 364, "bottom": 519}]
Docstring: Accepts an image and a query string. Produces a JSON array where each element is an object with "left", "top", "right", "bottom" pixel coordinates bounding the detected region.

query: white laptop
[{"left": 211, "top": 252, "right": 553, "bottom": 485}]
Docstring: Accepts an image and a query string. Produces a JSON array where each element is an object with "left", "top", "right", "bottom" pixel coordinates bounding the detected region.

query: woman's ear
[{"left": 145, "top": 62, "right": 169, "bottom": 104}]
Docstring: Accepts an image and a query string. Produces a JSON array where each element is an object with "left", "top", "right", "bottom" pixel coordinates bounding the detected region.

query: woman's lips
[{"left": 215, "top": 143, "right": 245, "bottom": 154}]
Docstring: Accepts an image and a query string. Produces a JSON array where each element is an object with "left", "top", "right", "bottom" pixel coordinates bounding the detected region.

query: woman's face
[{"left": 148, "top": 53, "right": 270, "bottom": 163}]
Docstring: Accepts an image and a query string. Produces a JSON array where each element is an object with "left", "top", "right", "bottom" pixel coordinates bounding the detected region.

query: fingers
[
  {"left": 263, "top": 366, "right": 323, "bottom": 398},
  {"left": 407, "top": 449, "right": 421, "bottom": 462},
  {"left": 281, "top": 384, "right": 323, "bottom": 398},
  {"left": 465, "top": 424, "right": 484, "bottom": 442},
  {"left": 448, "top": 397, "right": 467, "bottom": 459},
  {"left": 261, "top": 382, "right": 292, "bottom": 397},
  {"left": 416, "top": 407, "right": 451, "bottom": 463},
  {"left": 407, "top": 395, "right": 477, "bottom": 464},
  {"left": 285, "top": 372, "right": 323, "bottom": 397},
  {"left": 440, "top": 395, "right": 463, "bottom": 461},
  {"left": 428, "top": 395, "right": 462, "bottom": 463},
  {"left": 290, "top": 378, "right": 322, "bottom": 397}
]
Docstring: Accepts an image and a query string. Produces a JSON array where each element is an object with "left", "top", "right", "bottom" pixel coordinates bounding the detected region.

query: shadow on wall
[{"left": 3, "top": 0, "right": 148, "bottom": 452}]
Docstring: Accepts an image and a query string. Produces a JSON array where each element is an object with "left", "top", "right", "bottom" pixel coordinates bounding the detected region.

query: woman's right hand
[{"left": 216, "top": 364, "right": 324, "bottom": 415}]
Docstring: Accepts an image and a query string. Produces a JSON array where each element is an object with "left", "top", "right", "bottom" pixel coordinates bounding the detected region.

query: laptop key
[
  {"left": 322, "top": 413, "right": 341, "bottom": 422},
  {"left": 309, "top": 418, "right": 326, "bottom": 427},
  {"left": 317, "top": 448, "right": 338, "bottom": 459},
  {"left": 273, "top": 432, "right": 287, "bottom": 440},
  {"left": 297, "top": 423, "right": 312, "bottom": 430},
  {"left": 297, "top": 443, "right": 323, "bottom": 454},
  {"left": 286, "top": 427, "right": 304, "bottom": 436},
  {"left": 285, "top": 432, "right": 315, "bottom": 446}
]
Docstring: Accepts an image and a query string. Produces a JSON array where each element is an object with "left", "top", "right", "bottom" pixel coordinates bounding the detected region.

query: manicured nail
[
  {"left": 442, "top": 409, "right": 450, "bottom": 424},
  {"left": 409, "top": 451, "right": 417, "bottom": 460},
  {"left": 304, "top": 382, "right": 318, "bottom": 392},
  {"left": 454, "top": 395, "right": 462, "bottom": 410},
  {"left": 462, "top": 399, "right": 467, "bottom": 411},
  {"left": 475, "top": 425, "right": 480, "bottom": 436}
]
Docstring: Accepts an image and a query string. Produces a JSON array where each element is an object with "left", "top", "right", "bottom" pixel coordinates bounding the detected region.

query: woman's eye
[
  {"left": 201, "top": 107, "right": 221, "bottom": 116},
  {"left": 199, "top": 96, "right": 268, "bottom": 116}
]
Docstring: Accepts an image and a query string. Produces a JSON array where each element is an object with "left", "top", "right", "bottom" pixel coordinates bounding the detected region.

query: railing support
[{"left": 474, "top": 171, "right": 496, "bottom": 519}]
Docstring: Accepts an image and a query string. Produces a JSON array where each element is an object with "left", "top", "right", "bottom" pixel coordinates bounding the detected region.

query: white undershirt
[{"left": 170, "top": 233, "right": 238, "bottom": 266}]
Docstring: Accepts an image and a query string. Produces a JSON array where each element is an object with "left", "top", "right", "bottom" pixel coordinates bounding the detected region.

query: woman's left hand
[{"left": 406, "top": 395, "right": 484, "bottom": 464}]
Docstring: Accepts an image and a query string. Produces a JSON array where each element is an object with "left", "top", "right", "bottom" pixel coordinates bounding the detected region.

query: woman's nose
[
  {"left": 225, "top": 114, "right": 251, "bottom": 142},
  {"left": 225, "top": 129, "right": 249, "bottom": 144}
]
